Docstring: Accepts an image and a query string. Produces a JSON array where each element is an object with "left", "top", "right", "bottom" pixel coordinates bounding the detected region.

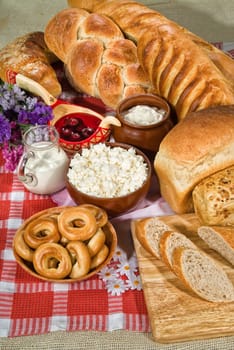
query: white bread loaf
[
  {"left": 172, "top": 247, "right": 234, "bottom": 302},
  {"left": 0, "top": 32, "right": 61, "bottom": 97},
  {"left": 154, "top": 105, "right": 234, "bottom": 215},
  {"left": 45, "top": 8, "right": 151, "bottom": 109},
  {"left": 68, "top": 0, "right": 234, "bottom": 120},
  {"left": 159, "top": 231, "right": 198, "bottom": 269},
  {"left": 193, "top": 166, "right": 234, "bottom": 226},
  {"left": 198, "top": 226, "right": 234, "bottom": 266}
]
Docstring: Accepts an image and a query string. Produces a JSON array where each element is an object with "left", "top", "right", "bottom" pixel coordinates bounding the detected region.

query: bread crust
[
  {"left": 193, "top": 166, "right": 234, "bottom": 226},
  {"left": 0, "top": 31, "right": 61, "bottom": 97},
  {"left": 45, "top": 8, "right": 89, "bottom": 62},
  {"left": 154, "top": 106, "right": 234, "bottom": 214},
  {"left": 134, "top": 218, "right": 157, "bottom": 257}
]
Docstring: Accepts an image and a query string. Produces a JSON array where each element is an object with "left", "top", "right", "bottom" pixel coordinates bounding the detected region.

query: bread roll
[
  {"left": 45, "top": 8, "right": 151, "bottom": 109},
  {"left": 172, "top": 247, "right": 234, "bottom": 302},
  {"left": 0, "top": 32, "right": 61, "bottom": 97},
  {"left": 154, "top": 105, "right": 234, "bottom": 214},
  {"left": 193, "top": 166, "right": 234, "bottom": 226},
  {"left": 68, "top": 0, "right": 234, "bottom": 120},
  {"left": 198, "top": 226, "right": 234, "bottom": 266}
]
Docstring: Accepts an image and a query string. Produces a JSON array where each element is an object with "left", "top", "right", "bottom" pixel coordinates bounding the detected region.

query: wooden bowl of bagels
[{"left": 13, "top": 205, "right": 117, "bottom": 282}]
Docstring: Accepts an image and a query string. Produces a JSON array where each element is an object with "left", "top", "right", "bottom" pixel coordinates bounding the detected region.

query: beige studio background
[
  {"left": 0, "top": 0, "right": 234, "bottom": 48},
  {"left": 1, "top": 1, "right": 234, "bottom": 350}
]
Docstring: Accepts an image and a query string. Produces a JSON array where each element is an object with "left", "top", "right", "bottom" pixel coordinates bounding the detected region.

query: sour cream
[{"left": 122, "top": 105, "right": 166, "bottom": 126}]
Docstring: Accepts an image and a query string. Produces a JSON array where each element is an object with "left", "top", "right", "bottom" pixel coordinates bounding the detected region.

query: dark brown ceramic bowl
[
  {"left": 112, "top": 94, "right": 173, "bottom": 153},
  {"left": 66, "top": 142, "right": 152, "bottom": 216},
  {"left": 13, "top": 206, "right": 117, "bottom": 282}
]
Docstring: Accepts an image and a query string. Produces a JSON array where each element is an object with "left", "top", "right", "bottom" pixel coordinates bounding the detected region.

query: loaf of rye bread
[
  {"left": 154, "top": 105, "right": 234, "bottom": 216},
  {"left": 135, "top": 217, "right": 234, "bottom": 302},
  {"left": 44, "top": 8, "right": 151, "bottom": 109},
  {"left": 68, "top": 0, "right": 234, "bottom": 120},
  {"left": 193, "top": 166, "right": 234, "bottom": 226},
  {"left": 0, "top": 32, "right": 61, "bottom": 97}
]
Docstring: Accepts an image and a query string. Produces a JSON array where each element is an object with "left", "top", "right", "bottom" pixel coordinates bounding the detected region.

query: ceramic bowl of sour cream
[{"left": 112, "top": 93, "right": 173, "bottom": 153}]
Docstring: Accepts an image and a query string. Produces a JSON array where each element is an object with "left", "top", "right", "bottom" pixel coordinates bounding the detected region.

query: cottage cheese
[
  {"left": 67, "top": 143, "right": 148, "bottom": 198},
  {"left": 123, "top": 105, "right": 166, "bottom": 126}
]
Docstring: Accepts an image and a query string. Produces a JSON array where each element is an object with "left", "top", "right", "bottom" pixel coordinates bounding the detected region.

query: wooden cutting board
[{"left": 131, "top": 214, "right": 234, "bottom": 343}]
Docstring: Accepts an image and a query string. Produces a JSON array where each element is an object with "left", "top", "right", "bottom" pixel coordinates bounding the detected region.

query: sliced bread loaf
[
  {"left": 198, "top": 226, "right": 234, "bottom": 266},
  {"left": 136, "top": 217, "right": 172, "bottom": 259},
  {"left": 159, "top": 231, "right": 198, "bottom": 269},
  {"left": 172, "top": 247, "right": 234, "bottom": 302}
]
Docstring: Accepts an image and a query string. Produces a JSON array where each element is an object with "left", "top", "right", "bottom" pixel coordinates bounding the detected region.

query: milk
[{"left": 19, "top": 140, "right": 69, "bottom": 195}]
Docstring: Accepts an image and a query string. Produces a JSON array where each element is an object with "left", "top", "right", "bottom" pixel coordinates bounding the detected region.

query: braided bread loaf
[
  {"left": 0, "top": 32, "right": 61, "bottom": 97},
  {"left": 68, "top": 0, "right": 234, "bottom": 120},
  {"left": 45, "top": 8, "right": 151, "bottom": 109}
]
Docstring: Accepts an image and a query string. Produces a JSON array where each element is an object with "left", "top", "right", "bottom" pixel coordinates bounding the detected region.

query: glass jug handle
[{"left": 17, "top": 151, "right": 38, "bottom": 186}]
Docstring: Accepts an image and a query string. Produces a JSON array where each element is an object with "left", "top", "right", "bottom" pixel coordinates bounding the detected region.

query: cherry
[
  {"left": 60, "top": 126, "right": 72, "bottom": 140},
  {"left": 70, "top": 131, "right": 82, "bottom": 141},
  {"left": 63, "top": 117, "right": 80, "bottom": 127},
  {"left": 82, "top": 127, "right": 94, "bottom": 138}
]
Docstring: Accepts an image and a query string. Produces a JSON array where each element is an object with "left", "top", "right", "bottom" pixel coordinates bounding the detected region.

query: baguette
[
  {"left": 159, "top": 231, "right": 198, "bottom": 269},
  {"left": 45, "top": 8, "right": 151, "bottom": 109},
  {"left": 198, "top": 226, "right": 234, "bottom": 266},
  {"left": 154, "top": 105, "right": 234, "bottom": 215},
  {"left": 68, "top": 0, "right": 234, "bottom": 120},
  {"left": 172, "top": 247, "right": 234, "bottom": 302},
  {"left": 0, "top": 32, "right": 61, "bottom": 97}
]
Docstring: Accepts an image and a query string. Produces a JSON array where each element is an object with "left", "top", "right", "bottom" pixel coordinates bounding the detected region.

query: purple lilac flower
[
  {"left": 18, "top": 102, "right": 53, "bottom": 125},
  {"left": 0, "top": 114, "right": 11, "bottom": 143},
  {"left": 0, "top": 81, "right": 54, "bottom": 171},
  {"left": 2, "top": 143, "right": 24, "bottom": 171},
  {"left": 0, "top": 82, "right": 26, "bottom": 111}
]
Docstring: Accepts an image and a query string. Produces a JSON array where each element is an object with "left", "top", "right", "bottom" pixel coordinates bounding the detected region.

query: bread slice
[
  {"left": 159, "top": 230, "right": 198, "bottom": 269},
  {"left": 198, "top": 226, "right": 234, "bottom": 266},
  {"left": 135, "top": 217, "right": 171, "bottom": 258},
  {"left": 172, "top": 247, "right": 234, "bottom": 302}
]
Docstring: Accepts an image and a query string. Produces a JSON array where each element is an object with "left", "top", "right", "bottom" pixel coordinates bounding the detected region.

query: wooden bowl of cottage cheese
[
  {"left": 112, "top": 93, "right": 173, "bottom": 153},
  {"left": 66, "top": 142, "right": 152, "bottom": 216}
]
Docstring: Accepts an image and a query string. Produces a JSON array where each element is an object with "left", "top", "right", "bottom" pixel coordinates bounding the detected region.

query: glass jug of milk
[{"left": 17, "top": 125, "right": 69, "bottom": 194}]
